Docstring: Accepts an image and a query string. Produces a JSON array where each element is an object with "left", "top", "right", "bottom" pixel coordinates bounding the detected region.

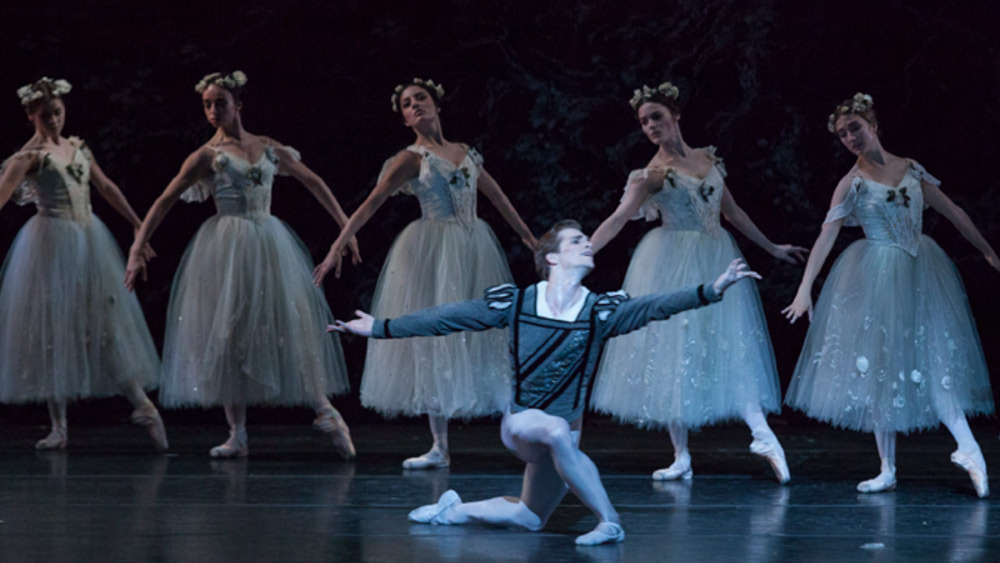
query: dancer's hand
[
  {"left": 327, "top": 310, "right": 374, "bottom": 337},
  {"left": 313, "top": 242, "right": 345, "bottom": 286},
  {"left": 523, "top": 235, "right": 539, "bottom": 252},
  {"left": 782, "top": 292, "right": 813, "bottom": 324},
  {"left": 712, "top": 258, "right": 762, "bottom": 295},
  {"left": 771, "top": 243, "right": 809, "bottom": 264},
  {"left": 133, "top": 229, "right": 157, "bottom": 262},
  {"left": 985, "top": 251, "right": 1000, "bottom": 273},
  {"left": 124, "top": 250, "right": 147, "bottom": 291},
  {"left": 348, "top": 236, "right": 362, "bottom": 266}
]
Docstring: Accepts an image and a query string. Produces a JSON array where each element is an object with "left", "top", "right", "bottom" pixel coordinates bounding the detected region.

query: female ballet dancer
[
  {"left": 0, "top": 77, "right": 167, "bottom": 450},
  {"left": 313, "top": 78, "right": 536, "bottom": 469},
  {"left": 124, "top": 71, "right": 356, "bottom": 458},
  {"left": 589, "top": 82, "right": 806, "bottom": 483},
  {"left": 783, "top": 93, "right": 996, "bottom": 497}
]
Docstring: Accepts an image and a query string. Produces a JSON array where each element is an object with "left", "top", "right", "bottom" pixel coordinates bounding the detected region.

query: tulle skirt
[
  {"left": 591, "top": 227, "right": 781, "bottom": 428},
  {"left": 160, "top": 213, "right": 349, "bottom": 407},
  {"left": 360, "top": 218, "right": 512, "bottom": 418},
  {"left": 785, "top": 236, "right": 993, "bottom": 432},
  {"left": 0, "top": 214, "right": 159, "bottom": 402}
]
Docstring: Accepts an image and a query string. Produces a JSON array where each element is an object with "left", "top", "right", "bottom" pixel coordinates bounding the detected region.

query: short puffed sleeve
[
  {"left": 621, "top": 168, "right": 661, "bottom": 222},
  {"left": 823, "top": 177, "right": 862, "bottom": 226},
  {"left": 705, "top": 146, "right": 727, "bottom": 178},
  {"left": 270, "top": 145, "right": 302, "bottom": 176},
  {"left": 908, "top": 160, "right": 940, "bottom": 187},
  {"left": 1, "top": 150, "right": 43, "bottom": 206}
]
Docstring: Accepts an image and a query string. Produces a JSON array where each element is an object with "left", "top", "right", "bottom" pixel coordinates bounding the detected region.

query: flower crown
[
  {"left": 17, "top": 77, "right": 72, "bottom": 106},
  {"left": 195, "top": 70, "right": 248, "bottom": 94},
  {"left": 628, "top": 82, "right": 680, "bottom": 110},
  {"left": 828, "top": 92, "right": 874, "bottom": 132},
  {"left": 391, "top": 78, "right": 445, "bottom": 113}
]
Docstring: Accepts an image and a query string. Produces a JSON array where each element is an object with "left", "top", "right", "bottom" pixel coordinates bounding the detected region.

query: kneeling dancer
[{"left": 331, "top": 220, "right": 760, "bottom": 545}]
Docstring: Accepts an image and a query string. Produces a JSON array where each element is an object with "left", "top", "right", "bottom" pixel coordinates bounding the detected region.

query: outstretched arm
[
  {"left": 922, "top": 179, "right": 1000, "bottom": 272},
  {"left": 590, "top": 172, "right": 659, "bottom": 253},
  {"left": 477, "top": 167, "right": 537, "bottom": 251},
  {"left": 605, "top": 258, "right": 760, "bottom": 338},
  {"left": 313, "top": 150, "right": 420, "bottom": 284},
  {"left": 720, "top": 186, "right": 808, "bottom": 264},
  {"left": 124, "top": 148, "right": 214, "bottom": 290},
  {"left": 329, "top": 298, "right": 509, "bottom": 339},
  {"left": 89, "top": 156, "right": 155, "bottom": 261}
]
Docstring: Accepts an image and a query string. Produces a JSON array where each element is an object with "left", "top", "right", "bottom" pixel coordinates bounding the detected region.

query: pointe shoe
[
  {"left": 857, "top": 471, "right": 896, "bottom": 493},
  {"left": 750, "top": 429, "right": 791, "bottom": 484},
  {"left": 210, "top": 428, "right": 248, "bottom": 458},
  {"left": 575, "top": 522, "right": 626, "bottom": 546},
  {"left": 408, "top": 489, "right": 461, "bottom": 524},
  {"left": 951, "top": 450, "right": 989, "bottom": 498},
  {"left": 314, "top": 409, "right": 356, "bottom": 460},
  {"left": 131, "top": 404, "right": 169, "bottom": 451},
  {"left": 652, "top": 452, "right": 692, "bottom": 481},
  {"left": 35, "top": 427, "right": 67, "bottom": 450},
  {"left": 402, "top": 448, "right": 450, "bottom": 469}
]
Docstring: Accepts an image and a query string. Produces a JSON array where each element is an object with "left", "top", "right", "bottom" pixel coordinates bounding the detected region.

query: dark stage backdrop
[{"left": 1, "top": 0, "right": 998, "bottom": 427}]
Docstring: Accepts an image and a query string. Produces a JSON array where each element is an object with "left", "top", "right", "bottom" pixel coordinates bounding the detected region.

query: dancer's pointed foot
[
  {"left": 131, "top": 404, "right": 169, "bottom": 451},
  {"left": 857, "top": 471, "right": 896, "bottom": 493},
  {"left": 408, "top": 489, "right": 461, "bottom": 524},
  {"left": 575, "top": 522, "right": 625, "bottom": 546},
  {"left": 210, "top": 427, "right": 248, "bottom": 458},
  {"left": 35, "top": 427, "right": 67, "bottom": 450},
  {"left": 402, "top": 448, "right": 450, "bottom": 470},
  {"left": 314, "top": 408, "right": 356, "bottom": 460},
  {"left": 951, "top": 450, "right": 989, "bottom": 498},
  {"left": 750, "top": 429, "right": 790, "bottom": 484},
  {"left": 652, "top": 451, "right": 692, "bottom": 481}
]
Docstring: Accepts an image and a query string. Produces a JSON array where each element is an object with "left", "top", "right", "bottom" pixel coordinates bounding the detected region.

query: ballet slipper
[
  {"left": 131, "top": 404, "right": 169, "bottom": 451},
  {"left": 750, "top": 429, "right": 790, "bottom": 484},
  {"left": 951, "top": 450, "right": 989, "bottom": 498},
  {"left": 35, "top": 427, "right": 67, "bottom": 450},
  {"left": 652, "top": 451, "right": 692, "bottom": 481},
  {"left": 210, "top": 427, "right": 248, "bottom": 458},
  {"left": 313, "top": 409, "right": 356, "bottom": 460},
  {"left": 402, "top": 448, "right": 450, "bottom": 469},
  {"left": 856, "top": 471, "right": 896, "bottom": 493},
  {"left": 408, "top": 489, "right": 461, "bottom": 524},
  {"left": 575, "top": 521, "right": 625, "bottom": 546}
]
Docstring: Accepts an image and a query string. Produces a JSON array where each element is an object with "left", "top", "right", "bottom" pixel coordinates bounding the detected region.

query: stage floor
[{"left": 1, "top": 419, "right": 997, "bottom": 562}]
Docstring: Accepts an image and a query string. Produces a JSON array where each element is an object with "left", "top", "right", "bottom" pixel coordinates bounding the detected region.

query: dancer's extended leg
[
  {"left": 313, "top": 395, "right": 355, "bottom": 460},
  {"left": 653, "top": 421, "right": 691, "bottom": 480},
  {"left": 940, "top": 414, "right": 988, "bottom": 498},
  {"left": 857, "top": 430, "right": 896, "bottom": 493},
  {"left": 121, "top": 380, "right": 168, "bottom": 450},
  {"left": 36, "top": 398, "right": 67, "bottom": 450},
  {"left": 211, "top": 403, "right": 248, "bottom": 458},
  {"left": 743, "top": 404, "right": 790, "bottom": 484},
  {"left": 403, "top": 414, "right": 450, "bottom": 469}
]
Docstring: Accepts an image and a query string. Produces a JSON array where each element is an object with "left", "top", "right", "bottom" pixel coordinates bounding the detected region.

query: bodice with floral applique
[
  {"left": 623, "top": 146, "right": 727, "bottom": 236},
  {"left": 380, "top": 144, "right": 484, "bottom": 231},
  {"left": 3, "top": 136, "right": 94, "bottom": 224},
  {"left": 180, "top": 144, "right": 301, "bottom": 218},
  {"left": 824, "top": 161, "right": 936, "bottom": 257}
]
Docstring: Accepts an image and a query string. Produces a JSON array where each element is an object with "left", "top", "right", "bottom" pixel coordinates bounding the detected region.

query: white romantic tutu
[
  {"left": 591, "top": 227, "right": 781, "bottom": 428},
  {"left": 0, "top": 215, "right": 159, "bottom": 402}
]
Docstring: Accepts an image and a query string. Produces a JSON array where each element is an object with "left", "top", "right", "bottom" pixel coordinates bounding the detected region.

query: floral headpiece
[
  {"left": 195, "top": 70, "right": 248, "bottom": 94},
  {"left": 628, "top": 82, "right": 680, "bottom": 110},
  {"left": 828, "top": 92, "right": 874, "bottom": 132},
  {"left": 17, "top": 77, "right": 72, "bottom": 106},
  {"left": 391, "top": 78, "right": 445, "bottom": 113}
]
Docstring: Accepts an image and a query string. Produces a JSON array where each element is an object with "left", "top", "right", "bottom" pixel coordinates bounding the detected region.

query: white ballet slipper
[
  {"left": 210, "top": 427, "right": 248, "bottom": 458},
  {"left": 750, "top": 429, "right": 790, "bottom": 484},
  {"left": 857, "top": 471, "right": 896, "bottom": 493},
  {"left": 575, "top": 521, "right": 625, "bottom": 546},
  {"left": 313, "top": 409, "right": 356, "bottom": 460},
  {"left": 35, "top": 427, "right": 67, "bottom": 450},
  {"left": 402, "top": 448, "right": 450, "bottom": 469},
  {"left": 652, "top": 452, "right": 692, "bottom": 481},
  {"left": 951, "top": 450, "right": 989, "bottom": 498},
  {"left": 408, "top": 489, "right": 461, "bottom": 524},
  {"left": 131, "top": 404, "right": 169, "bottom": 451}
]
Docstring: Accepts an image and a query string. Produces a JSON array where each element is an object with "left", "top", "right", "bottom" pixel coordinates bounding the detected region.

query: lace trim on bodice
[
  {"left": 622, "top": 146, "right": 726, "bottom": 235},
  {"left": 1, "top": 136, "right": 93, "bottom": 223},
  {"left": 180, "top": 144, "right": 300, "bottom": 217},
  {"left": 823, "top": 161, "right": 937, "bottom": 257},
  {"left": 379, "top": 144, "right": 483, "bottom": 230}
]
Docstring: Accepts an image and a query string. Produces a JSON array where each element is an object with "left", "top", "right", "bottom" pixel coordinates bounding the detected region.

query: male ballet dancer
[{"left": 331, "top": 220, "right": 760, "bottom": 545}]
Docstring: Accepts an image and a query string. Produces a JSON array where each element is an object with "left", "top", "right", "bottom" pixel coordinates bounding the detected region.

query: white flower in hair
[
  {"left": 391, "top": 78, "right": 446, "bottom": 113},
  {"left": 195, "top": 70, "right": 249, "bottom": 93},
  {"left": 628, "top": 81, "right": 680, "bottom": 110},
  {"left": 827, "top": 92, "right": 875, "bottom": 132},
  {"left": 17, "top": 76, "right": 72, "bottom": 105}
]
